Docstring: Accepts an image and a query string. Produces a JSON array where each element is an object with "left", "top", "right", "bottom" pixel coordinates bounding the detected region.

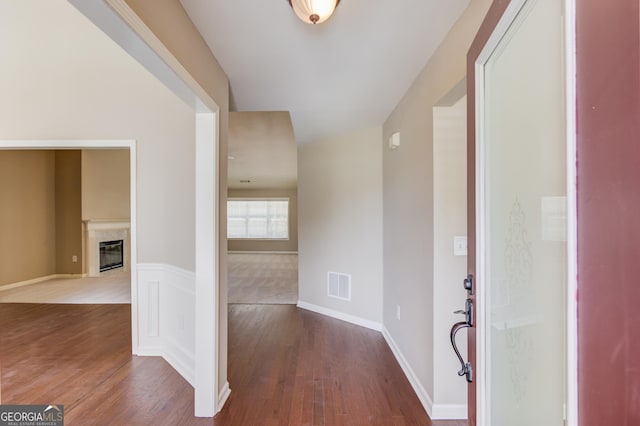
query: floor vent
[{"left": 328, "top": 272, "right": 351, "bottom": 301}]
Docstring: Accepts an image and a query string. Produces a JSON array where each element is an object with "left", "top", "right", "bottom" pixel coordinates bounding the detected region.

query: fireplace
[
  {"left": 84, "top": 220, "right": 130, "bottom": 277},
  {"left": 99, "top": 240, "right": 124, "bottom": 272}
]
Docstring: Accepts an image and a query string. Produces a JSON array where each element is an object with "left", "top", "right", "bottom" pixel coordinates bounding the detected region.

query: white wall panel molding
[{"left": 137, "top": 263, "right": 196, "bottom": 386}]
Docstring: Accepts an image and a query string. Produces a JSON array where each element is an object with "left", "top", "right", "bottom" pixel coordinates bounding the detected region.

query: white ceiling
[{"left": 180, "top": 0, "right": 470, "bottom": 144}]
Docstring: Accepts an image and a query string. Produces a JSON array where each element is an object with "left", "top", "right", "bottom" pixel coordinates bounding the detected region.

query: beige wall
[
  {"left": 433, "top": 95, "right": 468, "bottom": 408},
  {"left": 298, "top": 126, "right": 383, "bottom": 323},
  {"left": 0, "top": 1, "right": 196, "bottom": 269},
  {"left": 382, "top": 0, "right": 491, "bottom": 408},
  {"left": 227, "top": 188, "right": 298, "bottom": 252},
  {"left": 55, "top": 150, "right": 83, "bottom": 275},
  {"left": 81, "top": 149, "right": 130, "bottom": 221},
  {"left": 0, "top": 151, "right": 56, "bottom": 287}
]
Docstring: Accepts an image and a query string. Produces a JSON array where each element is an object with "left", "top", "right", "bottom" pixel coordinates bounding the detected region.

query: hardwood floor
[
  {"left": 228, "top": 253, "right": 298, "bottom": 304},
  {"left": 218, "top": 305, "right": 466, "bottom": 425},
  {"left": 1, "top": 303, "right": 467, "bottom": 425},
  {"left": 0, "top": 304, "right": 196, "bottom": 425}
]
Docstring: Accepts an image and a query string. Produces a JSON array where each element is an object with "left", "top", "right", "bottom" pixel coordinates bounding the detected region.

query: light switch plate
[{"left": 454, "top": 236, "right": 467, "bottom": 256}]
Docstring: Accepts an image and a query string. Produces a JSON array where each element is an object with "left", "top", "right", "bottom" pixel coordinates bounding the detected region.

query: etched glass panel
[{"left": 483, "top": 0, "right": 566, "bottom": 423}]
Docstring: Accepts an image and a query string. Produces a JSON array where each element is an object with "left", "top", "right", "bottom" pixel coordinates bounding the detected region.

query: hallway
[{"left": 228, "top": 253, "right": 298, "bottom": 304}]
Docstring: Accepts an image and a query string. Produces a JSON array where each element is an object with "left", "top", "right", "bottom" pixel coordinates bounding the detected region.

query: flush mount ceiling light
[{"left": 288, "top": 0, "right": 341, "bottom": 25}]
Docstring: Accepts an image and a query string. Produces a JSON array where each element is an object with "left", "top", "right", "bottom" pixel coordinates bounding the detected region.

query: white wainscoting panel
[
  {"left": 148, "top": 281, "right": 160, "bottom": 337},
  {"left": 137, "top": 263, "right": 196, "bottom": 387},
  {"left": 162, "top": 264, "right": 196, "bottom": 387},
  {"left": 137, "top": 265, "right": 164, "bottom": 355}
]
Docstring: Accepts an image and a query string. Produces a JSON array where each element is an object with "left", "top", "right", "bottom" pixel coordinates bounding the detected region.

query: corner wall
[
  {"left": 381, "top": 0, "right": 491, "bottom": 417},
  {"left": 298, "top": 126, "right": 383, "bottom": 327},
  {"left": 55, "top": 150, "right": 83, "bottom": 275}
]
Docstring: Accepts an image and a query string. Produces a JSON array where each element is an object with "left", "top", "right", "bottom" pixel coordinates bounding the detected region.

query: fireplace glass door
[{"left": 99, "top": 239, "right": 124, "bottom": 272}]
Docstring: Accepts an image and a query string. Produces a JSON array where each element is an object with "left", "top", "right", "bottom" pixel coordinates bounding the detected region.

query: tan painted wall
[
  {"left": 228, "top": 188, "right": 298, "bottom": 252},
  {"left": 55, "top": 150, "right": 83, "bottom": 275},
  {"left": 123, "top": 0, "right": 231, "bottom": 395},
  {"left": 298, "top": 126, "right": 383, "bottom": 323},
  {"left": 0, "top": 151, "right": 56, "bottom": 287},
  {"left": 382, "top": 0, "right": 491, "bottom": 406},
  {"left": 81, "top": 149, "right": 130, "bottom": 221},
  {"left": 0, "top": 149, "right": 117, "bottom": 284}
]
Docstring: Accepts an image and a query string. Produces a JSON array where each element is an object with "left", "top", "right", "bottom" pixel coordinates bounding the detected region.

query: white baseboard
[
  {"left": 431, "top": 403, "right": 468, "bottom": 420},
  {"left": 228, "top": 251, "right": 298, "bottom": 255},
  {"left": 0, "top": 273, "right": 84, "bottom": 292},
  {"left": 382, "top": 326, "right": 434, "bottom": 417},
  {"left": 217, "top": 381, "right": 231, "bottom": 413},
  {"left": 297, "top": 301, "right": 382, "bottom": 331},
  {"left": 381, "top": 328, "right": 467, "bottom": 419},
  {"left": 135, "top": 347, "right": 162, "bottom": 357},
  {"left": 164, "top": 336, "right": 195, "bottom": 387}
]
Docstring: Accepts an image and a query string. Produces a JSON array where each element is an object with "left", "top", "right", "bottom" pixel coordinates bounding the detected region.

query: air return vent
[{"left": 328, "top": 272, "right": 351, "bottom": 301}]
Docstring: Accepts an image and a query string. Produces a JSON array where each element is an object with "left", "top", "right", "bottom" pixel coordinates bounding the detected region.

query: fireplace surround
[{"left": 84, "top": 220, "right": 130, "bottom": 277}]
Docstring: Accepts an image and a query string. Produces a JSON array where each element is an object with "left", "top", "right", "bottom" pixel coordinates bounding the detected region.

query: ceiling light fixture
[{"left": 288, "top": 0, "right": 341, "bottom": 25}]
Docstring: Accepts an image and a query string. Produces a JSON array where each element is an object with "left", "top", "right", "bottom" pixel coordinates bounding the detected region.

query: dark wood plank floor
[{"left": 0, "top": 303, "right": 467, "bottom": 425}]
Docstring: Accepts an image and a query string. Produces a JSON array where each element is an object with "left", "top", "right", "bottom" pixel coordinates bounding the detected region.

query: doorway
[
  {"left": 465, "top": 0, "right": 577, "bottom": 424},
  {"left": 0, "top": 140, "right": 138, "bottom": 339},
  {"left": 433, "top": 87, "right": 469, "bottom": 418},
  {"left": 226, "top": 111, "right": 299, "bottom": 306}
]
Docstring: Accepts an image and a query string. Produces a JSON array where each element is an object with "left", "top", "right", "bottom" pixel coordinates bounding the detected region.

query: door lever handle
[
  {"left": 453, "top": 298, "right": 474, "bottom": 326},
  {"left": 450, "top": 321, "right": 473, "bottom": 383}
]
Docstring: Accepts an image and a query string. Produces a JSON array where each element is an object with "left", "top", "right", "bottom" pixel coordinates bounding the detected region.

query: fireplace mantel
[
  {"left": 84, "top": 220, "right": 131, "bottom": 277},
  {"left": 85, "top": 220, "right": 130, "bottom": 231}
]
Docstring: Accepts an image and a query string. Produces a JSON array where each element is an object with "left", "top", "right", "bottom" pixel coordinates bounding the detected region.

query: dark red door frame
[{"left": 576, "top": 0, "right": 640, "bottom": 424}]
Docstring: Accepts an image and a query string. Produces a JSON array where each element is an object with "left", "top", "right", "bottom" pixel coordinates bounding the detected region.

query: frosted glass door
[{"left": 482, "top": 0, "right": 566, "bottom": 424}]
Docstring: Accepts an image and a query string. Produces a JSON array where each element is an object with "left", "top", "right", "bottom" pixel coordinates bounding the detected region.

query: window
[{"left": 227, "top": 199, "right": 289, "bottom": 239}]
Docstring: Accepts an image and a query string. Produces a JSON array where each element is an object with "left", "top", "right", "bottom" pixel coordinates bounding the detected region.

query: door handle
[
  {"left": 453, "top": 298, "right": 474, "bottom": 326},
  {"left": 450, "top": 321, "right": 473, "bottom": 383}
]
